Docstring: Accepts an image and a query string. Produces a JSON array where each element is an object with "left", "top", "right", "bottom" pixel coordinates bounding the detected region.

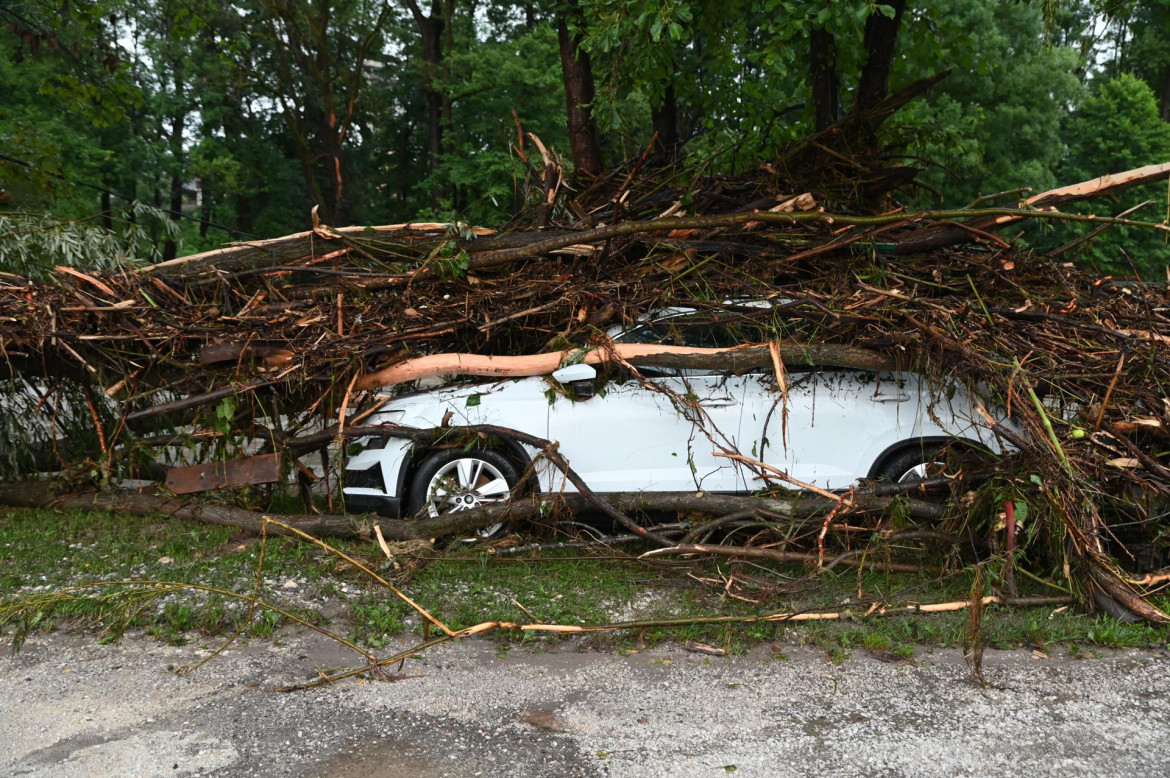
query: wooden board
[{"left": 166, "top": 453, "right": 281, "bottom": 495}]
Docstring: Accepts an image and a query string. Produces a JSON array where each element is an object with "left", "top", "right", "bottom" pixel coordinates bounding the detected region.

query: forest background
[{"left": 2, "top": 0, "right": 1169, "bottom": 278}]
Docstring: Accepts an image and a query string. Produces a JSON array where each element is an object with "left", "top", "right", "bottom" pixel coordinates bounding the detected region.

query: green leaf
[{"left": 465, "top": 395, "right": 481, "bottom": 408}]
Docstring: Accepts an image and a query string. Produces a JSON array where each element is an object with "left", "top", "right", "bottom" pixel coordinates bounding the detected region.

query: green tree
[
  {"left": 1056, "top": 73, "right": 1170, "bottom": 276},
  {"left": 897, "top": 0, "right": 1085, "bottom": 206},
  {"left": 1116, "top": 0, "right": 1170, "bottom": 123}
]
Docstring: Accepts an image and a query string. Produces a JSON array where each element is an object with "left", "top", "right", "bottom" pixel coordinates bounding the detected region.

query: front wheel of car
[
  {"left": 406, "top": 449, "right": 522, "bottom": 539},
  {"left": 879, "top": 445, "right": 946, "bottom": 487}
]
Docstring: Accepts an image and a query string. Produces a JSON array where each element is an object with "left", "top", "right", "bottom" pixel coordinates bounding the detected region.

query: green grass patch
[
  {"left": 0, "top": 506, "right": 361, "bottom": 644},
  {"left": 3, "top": 506, "right": 1169, "bottom": 656}
]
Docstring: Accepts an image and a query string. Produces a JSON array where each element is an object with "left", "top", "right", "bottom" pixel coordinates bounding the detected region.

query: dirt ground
[{"left": 2, "top": 628, "right": 1169, "bottom": 777}]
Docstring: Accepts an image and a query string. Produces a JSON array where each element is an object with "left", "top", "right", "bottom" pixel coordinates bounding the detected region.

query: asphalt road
[{"left": 3, "top": 629, "right": 1169, "bottom": 777}]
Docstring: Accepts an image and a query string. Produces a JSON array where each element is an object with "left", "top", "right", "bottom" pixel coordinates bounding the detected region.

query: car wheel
[
  {"left": 406, "top": 449, "right": 522, "bottom": 538},
  {"left": 879, "top": 445, "right": 945, "bottom": 486}
]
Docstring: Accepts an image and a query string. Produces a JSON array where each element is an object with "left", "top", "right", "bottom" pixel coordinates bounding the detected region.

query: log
[
  {"left": 0, "top": 481, "right": 365, "bottom": 538},
  {"left": 355, "top": 342, "right": 897, "bottom": 390},
  {"left": 124, "top": 379, "right": 282, "bottom": 423},
  {"left": 0, "top": 482, "right": 943, "bottom": 541},
  {"left": 141, "top": 222, "right": 497, "bottom": 275},
  {"left": 894, "top": 161, "right": 1170, "bottom": 254}
]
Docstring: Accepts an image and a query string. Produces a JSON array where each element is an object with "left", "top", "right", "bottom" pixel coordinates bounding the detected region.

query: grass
[{"left": 2, "top": 506, "right": 1169, "bottom": 659}]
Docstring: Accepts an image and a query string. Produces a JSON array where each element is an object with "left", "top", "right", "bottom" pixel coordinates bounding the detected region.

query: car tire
[
  {"left": 406, "top": 448, "right": 522, "bottom": 539},
  {"left": 879, "top": 444, "right": 945, "bottom": 486}
]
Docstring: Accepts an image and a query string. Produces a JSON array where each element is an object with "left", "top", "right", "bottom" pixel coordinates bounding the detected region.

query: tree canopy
[{"left": 1, "top": 0, "right": 1168, "bottom": 274}]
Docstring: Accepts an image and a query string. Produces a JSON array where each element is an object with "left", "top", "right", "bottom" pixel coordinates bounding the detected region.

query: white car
[{"left": 343, "top": 310, "right": 1008, "bottom": 522}]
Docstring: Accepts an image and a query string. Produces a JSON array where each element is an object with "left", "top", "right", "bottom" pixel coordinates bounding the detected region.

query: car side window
[{"left": 615, "top": 315, "right": 762, "bottom": 376}]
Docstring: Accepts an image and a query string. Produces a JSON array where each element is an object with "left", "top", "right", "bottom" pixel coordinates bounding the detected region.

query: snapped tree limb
[{"left": 354, "top": 342, "right": 897, "bottom": 390}]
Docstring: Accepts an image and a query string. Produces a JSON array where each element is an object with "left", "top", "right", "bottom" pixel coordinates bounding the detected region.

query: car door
[
  {"left": 544, "top": 370, "right": 748, "bottom": 494},
  {"left": 739, "top": 370, "right": 920, "bottom": 491}
]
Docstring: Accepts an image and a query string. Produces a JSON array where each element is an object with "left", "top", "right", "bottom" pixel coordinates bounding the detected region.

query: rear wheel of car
[{"left": 406, "top": 449, "right": 522, "bottom": 539}]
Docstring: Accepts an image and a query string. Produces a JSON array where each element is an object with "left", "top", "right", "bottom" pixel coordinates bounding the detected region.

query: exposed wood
[
  {"left": 165, "top": 453, "right": 281, "bottom": 495},
  {"left": 142, "top": 222, "right": 495, "bottom": 275},
  {"left": 354, "top": 342, "right": 897, "bottom": 390},
  {"left": 518, "top": 596, "right": 1075, "bottom": 634},
  {"left": 641, "top": 542, "right": 926, "bottom": 573},
  {"left": 895, "top": 161, "right": 1170, "bottom": 254}
]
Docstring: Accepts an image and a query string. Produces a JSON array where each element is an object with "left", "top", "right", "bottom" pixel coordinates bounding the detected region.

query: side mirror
[{"left": 551, "top": 363, "right": 598, "bottom": 400}]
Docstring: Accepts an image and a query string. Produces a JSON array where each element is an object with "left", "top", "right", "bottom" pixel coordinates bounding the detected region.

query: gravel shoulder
[{"left": 3, "top": 628, "right": 1170, "bottom": 777}]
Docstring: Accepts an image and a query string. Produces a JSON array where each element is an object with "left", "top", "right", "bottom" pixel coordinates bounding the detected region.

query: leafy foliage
[
  {"left": 0, "top": 0, "right": 1168, "bottom": 275},
  {"left": 1055, "top": 74, "right": 1170, "bottom": 276},
  {"left": 898, "top": 0, "right": 1085, "bottom": 205}
]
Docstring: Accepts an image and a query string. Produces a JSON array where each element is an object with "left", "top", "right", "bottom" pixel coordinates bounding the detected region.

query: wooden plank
[{"left": 166, "top": 453, "right": 281, "bottom": 495}]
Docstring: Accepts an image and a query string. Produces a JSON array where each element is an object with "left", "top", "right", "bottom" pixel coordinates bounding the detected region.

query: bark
[
  {"left": 651, "top": 82, "right": 680, "bottom": 154},
  {"left": 353, "top": 342, "right": 897, "bottom": 390},
  {"left": 320, "top": 127, "right": 350, "bottom": 227},
  {"left": 100, "top": 183, "right": 113, "bottom": 232},
  {"left": 124, "top": 380, "right": 281, "bottom": 423},
  {"left": 855, "top": 0, "right": 907, "bottom": 116},
  {"left": 263, "top": 0, "right": 389, "bottom": 225},
  {"left": 1162, "top": 69, "right": 1169, "bottom": 123},
  {"left": 0, "top": 481, "right": 365, "bottom": 538},
  {"left": 810, "top": 27, "right": 840, "bottom": 132},
  {"left": 0, "top": 482, "right": 942, "bottom": 541},
  {"left": 894, "top": 161, "right": 1170, "bottom": 255},
  {"left": 421, "top": 14, "right": 445, "bottom": 172},
  {"left": 163, "top": 162, "right": 183, "bottom": 261},
  {"left": 144, "top": 221, "right": 496, "bottom": 275},
  {"left": 233, "top": 190, "right": 255, "bottom": 236},
  {"left": 403, "top": 0, "right": 447, "bottom": 197},
  {"left": 162, "top": 52, "right": 187, "bottom": 262},
  {"left": 557, "top": 0, "right": 603, "bottom": 176},
  {"left": 199, "top": 183, "right": 212, "bottom": 239}
]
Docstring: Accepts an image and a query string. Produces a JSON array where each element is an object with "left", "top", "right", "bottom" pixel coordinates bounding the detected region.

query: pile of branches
[{"left": 2, "top": 147, "right": 1170, "bottom": 621}]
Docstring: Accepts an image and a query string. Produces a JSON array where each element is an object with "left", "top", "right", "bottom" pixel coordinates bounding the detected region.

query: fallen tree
[
  {"left": 3, "top": 149, "right": 1170, "bottom": 622},
  {"left": 353, "top": 341, "right": 896, "bottom": 390},
  {"left": 0, "top": 479, "right": 948, "bottom": 553}
]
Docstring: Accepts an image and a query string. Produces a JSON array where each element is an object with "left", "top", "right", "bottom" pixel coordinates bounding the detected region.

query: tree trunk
[
  {"left": 234, "top": 191, "right": 254, "bottom": 235},
  {"left": 856, "top": 0, "right": 907, "bottom": 116},
  {"left": 322, "top": 128, "right": 350, "bottom": 227},
  {"left": 1161, "top": 69, "right": 1170, "bottom": 123},
  {"left": 163, "top": 170, "right": 183, "bottom": 261},
  {"left": 100, "top": 187, "right": 112, "bottom": 232},
  {"left": 419, "top": 12, "right": 445, "bottom": 176},
  {"left": 0, "top": 482, "right": 942, "bottom": 541},
  {"left": 162, "top": 95, "right": 186, "bottom": 261},
  {"left": 810, "top": 28, "right": 840, "bottom": 131},
  {"left": 651, "top": 82, "right": 680, "bottom": 154},
  {"left": 199, "top": 183, "right": 212, "bottom": 239},
  {"left": 557, "top": 0, "right": 603, "bottom": 176}
]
